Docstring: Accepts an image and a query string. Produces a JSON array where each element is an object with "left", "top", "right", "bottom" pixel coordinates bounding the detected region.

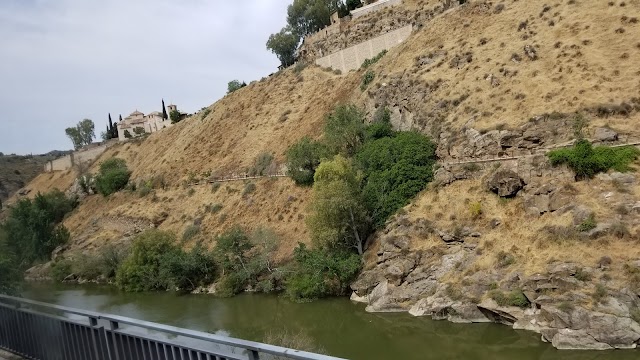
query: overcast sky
[{"left": 0, "top": 0, "right": 289, "bottom": 155}]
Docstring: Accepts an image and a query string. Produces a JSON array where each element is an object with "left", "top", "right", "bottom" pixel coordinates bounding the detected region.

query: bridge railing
[{"left": 0, "top": 294, "right": 346, "bottom": 360}]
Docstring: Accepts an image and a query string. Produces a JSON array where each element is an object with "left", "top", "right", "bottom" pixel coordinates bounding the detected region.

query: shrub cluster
[
  {"left": 0, "top": 229, "right": 21, "bottom": 294},
  {"left": 214, "top": 226, "right": 281, "bottom": 297},
  {"left": 286, "top": 243, "right": 361, "bottom": 301},
  {"left": 2, "top": 190, "right": 76, "bottom": 265},
  {"left": 50, "top": 244, "right": 130, "bottom": 282},
  {"left": 361, "top": 50, "right": 387, "bottom": 69},
  {"left": 548, "top": 140, "right": 640, "bottom": 179},
  {"left": 115, "top": 230, "right": 216, "bottom": 293},
  {"left": 95, "top": 158, "right": 131, "bottom": 196},
  {"left": 360, "top": 70, "right": 375, "bottom": 91},
  {"left": 489, "top": 289, "right": 530, "bottom": 308},
  {"left": 286, "top": 137, "right": 329, "bottom": 186},
  {"left": 355, "top": 131, "right": 436, "bottom": 228}
]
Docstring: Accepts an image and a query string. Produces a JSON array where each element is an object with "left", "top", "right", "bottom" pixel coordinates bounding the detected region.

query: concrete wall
[
  {"left": 351, "top": 0, "right": 402, "bottom": 18},
  {"left": 45, "top": 155, "right": 72, "bottom": 172},
  {"left": 315, "top": 25, "right": 412, "bottom": 72}
]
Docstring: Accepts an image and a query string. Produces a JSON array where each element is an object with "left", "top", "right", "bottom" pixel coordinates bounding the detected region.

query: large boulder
[
  {"left": 487, "top": 170, "right": 524, "bottom": 197},
  {"left": 594, "top": 127, "right": 618, "bottom": 142}
]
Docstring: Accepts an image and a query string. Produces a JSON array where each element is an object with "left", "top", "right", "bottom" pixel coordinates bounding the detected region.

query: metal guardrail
[{"left": 0, "top": 294, "right": 345, "bottom": 360}]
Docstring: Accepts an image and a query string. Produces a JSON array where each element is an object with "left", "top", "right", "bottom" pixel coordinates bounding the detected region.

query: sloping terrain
[
  {"left": 0, "top": 153, "right": 66, "bottom": 205},
  {"left": 13, "top": 0, "right": 640, "bottom": 349}
]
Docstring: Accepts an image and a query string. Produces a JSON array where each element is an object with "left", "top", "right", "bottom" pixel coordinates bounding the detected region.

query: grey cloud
[{"left": 0, "top": 0, "right": 290, "bottom": 154}]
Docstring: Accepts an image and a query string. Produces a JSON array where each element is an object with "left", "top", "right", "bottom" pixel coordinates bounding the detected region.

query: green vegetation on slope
[
  {"left": 0, "top": 228, "right": 21, "bottom": 294},
  {"left": 285, "top": 104, "right": 437, "bottom": 300},
  {"left": 2, "top": 190, "right": 76, "bottom": 266},
  {"left": 115, "top": 230, "right": 217, "bottom": 292},
  {"left": 95, "top": 158, "right": 131, "bottom": 196},
  {"left": 548, "top": 139, "right": 640, "bottom": 179}
]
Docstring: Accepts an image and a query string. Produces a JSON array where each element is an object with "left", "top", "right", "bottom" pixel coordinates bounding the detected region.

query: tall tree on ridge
[{"left": 162, "top": 99, "right": 168, "bottom": 120}]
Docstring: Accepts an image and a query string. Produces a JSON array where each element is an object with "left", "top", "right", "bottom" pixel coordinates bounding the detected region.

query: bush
[
  {"left": 95, "top": 158, "right": 131, "bottom": 196},
  {"left": 160, "top": 244, "right": 217, "bottom": 292},
  {"left": 227, "top": 80, "right": 246, "bottom": 94},
  {"left": 489, "top": 290, "right": 530, "bottom": 308},
  {"left": 182, "top": 225, "right": 200, "bottom": 242},
  {"left": 0, "top": 229, "right": 21, "bottom": 294},
  {"left": 286, "top": 137, "right": 329, "bottom": 186},
  {"left": 360, "top": 70, "right": 375, "bottom": 91},
  {"left": 577, "top": 213, "right": 597, "bottom": 232},
  {"left": 469, "top": 202, "right": 482, "bottom": 219},
  {"left": 361, "top": 50, "right": 387, "bottom": 69},
  {"left": 116, "top": 230, "right": 179, "bottom": 292},
  {"left": 2, "top": 190, "right": 75, "bottom": 265},
  {"left": 50, "top": 244, "right": 129, "bottom": 282},
  {"left": 575, "top": 268, "right": 592, "bottom": 282},
  {"left": 206, "top": 203, "right": 223, "bottom": 213},
  {"left": 355, "top": 131, "right": 437, "bottom": 228},
  {"left": 286, "top": 243, "right": 361, "bottom": 301},
  {"left": 548, "top": 140, "right": 640, "bottom": 179},
  {"left": 242, "top": 182, "right": 256, "bottom": 197},
  {"left": 496, "top": 251, "right": 515, "bottom": 267},
  {"left": 366, "top": 107, "right": 393, "bottom": 140},
  {"left": 50, "top": 259, "right": 74, "bottom": 282},
  {"left": 324, "top": 104, "right": 367, "bottom": 156},
  {"left": 116, "top": 230, "right": 216, "bottom": 292},
  {"left": 592, "top": 283, "right": 608, "bottom": 303},
  {"left": 248, "top": 152, "right": 274, "bottom": 176}
]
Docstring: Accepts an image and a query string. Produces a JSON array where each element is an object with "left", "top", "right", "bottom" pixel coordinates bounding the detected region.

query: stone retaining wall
[{"left": 315, "top": 25, "right": 412, "bottom": 72}]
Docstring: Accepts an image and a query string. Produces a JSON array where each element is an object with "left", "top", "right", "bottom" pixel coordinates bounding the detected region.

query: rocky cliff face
[{"left": 351, "top": 165, "right": 640, "bottom": 350}]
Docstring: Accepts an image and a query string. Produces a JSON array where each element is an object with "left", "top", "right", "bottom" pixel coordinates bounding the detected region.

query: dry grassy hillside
[
  {"left": 352, "top": 0, "right": 640, "bottom": 154},
  {"left": 17, "top": 66, "right": 359, "bottom": 259},
  {"left": 15, "top": 0, "right": 640, "bottom": 266}
]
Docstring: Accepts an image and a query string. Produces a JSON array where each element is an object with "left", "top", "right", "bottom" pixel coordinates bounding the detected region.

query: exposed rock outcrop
[
  {"left": 487, "top": 170, "right": 524, "bottom": 197},
  {"left": 351, "top": 214, "right": 640, "bottom": 351}
]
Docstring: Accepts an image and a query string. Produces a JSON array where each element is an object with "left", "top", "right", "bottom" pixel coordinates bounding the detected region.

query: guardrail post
[{"left": 248, "top": 349, "right": 260, "bottom": 360}]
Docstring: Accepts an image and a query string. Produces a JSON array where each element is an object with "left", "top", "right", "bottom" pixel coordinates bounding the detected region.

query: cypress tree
[
  {"left": 108, "top": 113, "right": 114, "bottom": 139},
  {"left": 162, "top": 99, "right": 168, "bottom": 120}
]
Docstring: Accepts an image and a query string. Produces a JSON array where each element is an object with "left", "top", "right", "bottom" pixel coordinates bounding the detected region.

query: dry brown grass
[
  {"left": 351, "top": 0, "right": 640, "bottom": 138},
  {"left": 403, "top": 175, "right": 640, "bottom": 285}
]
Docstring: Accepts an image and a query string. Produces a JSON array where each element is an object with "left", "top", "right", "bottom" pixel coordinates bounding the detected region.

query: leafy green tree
[
  {"left": 227, "top": 80, "right": 247, "bottom": 94},
  {"left": 65, "top": 127, "right": 82, "bottom": 150},
  {"left": 0, "top": 229, "right": 21, "bottom": 294},
  {"left": 133, "top": 127, "right": 145, "bottom": 135},
  {"left": 160, "top": 244, "right": 217, "bottom": 292},
  {"left": 324, "top": 104, "right": 367, "bottom": 156},
  {"left": 356, "top": 131, "right": 437, "bottom": 228},
  {"left": 286, "top": 137, "right": 329, "bottom": 185},
  {"left": 286, "top": 243, "right": 361, "bottom": 300},
  {"left": 100, "top": 130, "right": 110, "bottom": 141},
  {"left": 94, "top": 158, "right": 131, "bottom": 196},
  {"left": 116, "top": 230, "right": 180, "bottom": 292},
  {"left": 214, "top": 226, "right": 254, "bottom": 295},
  {"left": 170, "top": 109, "right": 181, "bottom": 124},
  {"left": 346, "top": 0, "right": 362, "bottom": 11},
  {"left": 266, "top": 28, "right": 299, "bottom": 68},
  {"left": 307, "top": 155, "right": 368, "bottom": 255},
  {"left": 2, "top": 190, "right": 75, "bottom": 266},
  {"left": 65, "top": 119, "right": 95, "bottom": 150},
  {"left": 124, "top": 129, "right": 132, "bottom": 138},
  {"left": 287, "top": 0, "right": 342, "bottom": 37}
]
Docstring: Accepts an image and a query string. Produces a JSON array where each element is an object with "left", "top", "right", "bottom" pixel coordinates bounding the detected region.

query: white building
[{"left": 117, "top": 105, "right": 177, "bottom": 141}]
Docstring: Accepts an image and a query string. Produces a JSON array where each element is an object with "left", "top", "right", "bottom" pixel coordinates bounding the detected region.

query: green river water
[{"left": 21, "top": 283, "right": 638, "bottom": 360}]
